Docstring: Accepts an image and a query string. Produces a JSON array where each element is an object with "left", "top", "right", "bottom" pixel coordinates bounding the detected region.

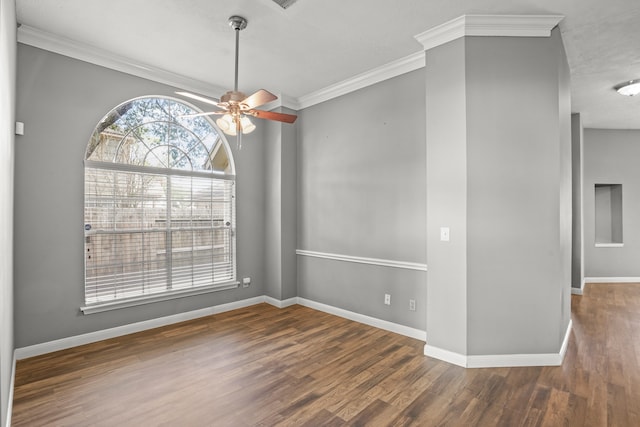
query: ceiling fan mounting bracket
[{"left": 228, "top": 16, "right": 248, "bottom": 31}]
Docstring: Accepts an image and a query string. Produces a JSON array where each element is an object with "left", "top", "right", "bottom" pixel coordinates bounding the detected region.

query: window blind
[{"left": 84, "top": 168, "right": 235, "bottom": 305}]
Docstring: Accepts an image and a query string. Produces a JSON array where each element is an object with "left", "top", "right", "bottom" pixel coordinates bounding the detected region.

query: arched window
[{"left": 83, "top": 96, "right": 236, "bottom": 311}]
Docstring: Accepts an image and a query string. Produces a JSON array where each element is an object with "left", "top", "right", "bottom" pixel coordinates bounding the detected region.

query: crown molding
[
  {"left": 279, "top": 94, "right": 300, "bottom": 111},
  {"left": 17, "top": 25, "right": 226, "bottom": 100},
  {"left": 414, "top": 14, "right": 565, "bottom": 51},
  {"left": 17, "top": 16, "right": 563, "bottom": 114},
  {"left": 262, "top": 94, "right": 299, "bottom": 112},
  {"left": 296, "top": 51, "right": 425, "bottom": 110},
  {"left": 17, "top": 25, "right": 305, "bottom": 111}
]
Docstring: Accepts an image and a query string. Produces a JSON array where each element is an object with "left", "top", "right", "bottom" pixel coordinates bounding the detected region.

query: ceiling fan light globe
[
  {"left": 216, "top": 114, "right": 235, "bottom": 134},
  {"left": 240, "top": 116, "right": 256, "bottom": 134}
]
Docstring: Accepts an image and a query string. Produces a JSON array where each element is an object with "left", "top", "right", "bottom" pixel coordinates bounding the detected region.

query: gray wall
[
  {"left": 265, "top": 115, "right": 283, "bottom": 299},
  {"left": 425, "top": 37, "right": 468, "bottom": 355},
  {"left": 557, "top": 28, "right": 574, "bottom": 342},
  {"left": 466, "top": 30, "right": 572, "bottom": 355},
  {"left": 0, "top": 0, "right": 16, "bottom": 424},
  {"left": 425, "top": 28, "right": 572, "bottom": 357},
  {"left": 584, "top": 129, "right": 640, "bottom": 277},
  {"left": 281, "top": 109, "right": 298, "bottom": 300},
  {"left": 571, "top": 114, "right": 584, "bottom": 289},
  {"left": 594, "top": 186, "right": 613, "bottom": 242},
  {"left": 14, "top": 44, "right": 267, "bottom": 348},
  {"left": 611, "top": 185, "right": 624, "bottom": 243},
  {"left": 297, "top": 69, "right": 427, "bottom": 330},
  {"left": 264, "top": 108, "right": 297, "bottom": 300}
]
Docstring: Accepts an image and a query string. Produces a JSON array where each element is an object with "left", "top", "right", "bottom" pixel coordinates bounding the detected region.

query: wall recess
[{"left": 594, "top": 183, "right": 623, "bottom": 246}]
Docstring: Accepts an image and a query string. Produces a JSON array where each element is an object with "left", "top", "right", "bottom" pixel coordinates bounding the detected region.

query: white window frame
[{"left": 81, "top": 96, "right": 237, "bottom": 314}]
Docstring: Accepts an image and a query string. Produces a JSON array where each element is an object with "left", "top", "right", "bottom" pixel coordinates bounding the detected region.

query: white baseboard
[
  {"left": 571, "top": 287, "right": 583, "bottom": 295},
  {"left": 14, "top": 296, "right": 265, "bottom": 360},
  {"left": 264, "top": 296, "right": 297, "bottom": 309},
  {"left": 12, "top": 293, "right": 573, "bottom": 370},
  {"left": 5, "top": 353, "right": 15, "bottom": 427},
  {"left": 424, "top": 345, "right": 467, "bottom": 367},
  {"left": 559, "top": 319, "right": 573, "bottom": 362},
  {"left": 296, "top": 297, "right": 426, "bottom": 341},
  {"left": 584, "top": 277, "right": 640, "bottom": 284},
  {"left": 14, "top": 295, "right": 426, "bottom": 360},
  {"left": 424, "top": 319, "right": 573, "bottom": 368}
]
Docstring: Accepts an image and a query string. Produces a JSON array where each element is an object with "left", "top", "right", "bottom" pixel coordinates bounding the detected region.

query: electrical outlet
[
  {"left": 409, "top": 299, "right": 416, "bottom": 311},
  {"left": 384, "top": 294, "right": 391, "bottom": 305},
  {"left": 242, "top": 277, "right": 251, "bottom": 288}
]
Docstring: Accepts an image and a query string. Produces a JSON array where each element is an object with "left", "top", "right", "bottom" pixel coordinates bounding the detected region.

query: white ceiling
[{"left": 15, "top": 0, "right": 640, "bottom": 129}]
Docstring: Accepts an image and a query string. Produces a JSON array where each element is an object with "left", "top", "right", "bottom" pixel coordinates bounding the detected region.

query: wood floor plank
[{"left": 11, "top": 284, "right": 640, "bottom": 426}]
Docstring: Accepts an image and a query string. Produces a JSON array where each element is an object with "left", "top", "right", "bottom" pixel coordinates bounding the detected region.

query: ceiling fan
[{"left": 177, "top": 15, "right": 297, "bottom": 146}]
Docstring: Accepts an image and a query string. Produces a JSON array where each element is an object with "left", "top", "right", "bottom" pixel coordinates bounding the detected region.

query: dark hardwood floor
[{"left": 11, "top": 283, "right": 640, "bottom": 426}]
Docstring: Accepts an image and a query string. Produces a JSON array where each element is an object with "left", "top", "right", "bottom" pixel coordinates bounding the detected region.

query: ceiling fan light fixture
[
  {"left": 615, "top": 79, "right": 640, "bottom": 96},
  {"left": 216, "top": 114, "right": 256, "bottom": 136}
]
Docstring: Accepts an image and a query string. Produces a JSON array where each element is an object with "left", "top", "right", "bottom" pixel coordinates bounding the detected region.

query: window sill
[
  {"left": 81, "top": 281, "right": 240, "bottom": 314},
  {"left": 594, "top": 243, "right": 624, "bottom": 248}
]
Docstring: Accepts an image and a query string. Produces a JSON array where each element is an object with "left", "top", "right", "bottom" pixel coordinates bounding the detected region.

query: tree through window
[{"left": 83, "top": 96, "right": 236, "bottom": 308}]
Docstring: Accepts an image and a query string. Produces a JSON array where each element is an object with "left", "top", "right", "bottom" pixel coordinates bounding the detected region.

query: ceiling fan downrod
[{"left": 228, "top": 16, "right": 247, "bottom": 93}]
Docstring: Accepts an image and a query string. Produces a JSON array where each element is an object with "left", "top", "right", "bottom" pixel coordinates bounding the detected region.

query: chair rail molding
[{"left": 296, "top": 249, "right": 427, "bottom": 271}]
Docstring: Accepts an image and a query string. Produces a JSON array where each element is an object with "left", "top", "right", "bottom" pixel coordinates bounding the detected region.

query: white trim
[
  {"left": 467, "top": 353, "right": 561, "bottom": 368},
  {"left": 264, "top": 296, "right": 297, "bottom": 309},
  {"left": 296, "top": 52, "right": 425, "bottom": 109},
  {"left": 558, "top": 319, "right": 573, "bottom": 363},
  {"left": 415, "top": 15, "right": 468, "bottom": 52},
  {"left": 5, "top": 354, "right": 15, "bottom": 427},
  {"left": 15, "top": 25, "right": 313, "bottom": 112},
  {"left": 296, "top": 249, "right": 427, "bottom": 272},
  {"left": 15, "top": 295, "right": 426, "bottom": 359},
  {"left": 15, "top": 296, "right": 265, "bottom": 360},
  {"left": 424, "top": 345, "right": 467, "bottom": 368},
  {"left": 594, "top": 243, "right": 624, "bottom": 248},
  {"left": 17, "top": 25, "right": 226, "bottom": 100},
  {"left": 584, "top": 277, "right": 640, "bottom": 284},
  {"left": 81, "top": 282, "right": 240, "bottom": 314},
  {"left": 414, "top": 15, "right": 564, "bottom": 51},
  {"left": 571, "top": 287, "right": 583, "bottom": 295},
  {"left": 16, "top": 16, "right": 564, "bottom": 117},
  {"left": 424, "top": 319, "right": 573, "bottom": 368},
  {"left": 296, "top": 297, "right": 426, "bottom": 341}
]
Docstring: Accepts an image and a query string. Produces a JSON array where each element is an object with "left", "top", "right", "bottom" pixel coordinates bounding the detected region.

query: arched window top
[{"left": 86, "top": 96, "right": 234, "bottom": 175}]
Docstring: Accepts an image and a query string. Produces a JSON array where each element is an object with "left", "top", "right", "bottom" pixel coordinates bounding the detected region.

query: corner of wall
[{"left": 0, "top": 0, "right": 17, "bottom": 425}]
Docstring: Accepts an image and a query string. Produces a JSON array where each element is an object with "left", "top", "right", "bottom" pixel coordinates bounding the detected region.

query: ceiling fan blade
[
  {"left": 180, "top": 111, "right": 226, "bottom": 118},
  {"left": 175, "top": 91, "right": 220, "bottom": 107},
  {"left": 242, "top": 89, "right": 278, "bottom": 109},
  {"left": 249, "top": 109, "right": 298, "bottom": 123}
]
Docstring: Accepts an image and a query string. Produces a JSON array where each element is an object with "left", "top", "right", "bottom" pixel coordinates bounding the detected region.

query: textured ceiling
[{"left": 15, "top": 0, "right": 640, "bottom": 129}]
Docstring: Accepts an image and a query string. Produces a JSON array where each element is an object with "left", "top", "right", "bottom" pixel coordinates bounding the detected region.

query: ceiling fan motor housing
[{"left": 219, "top": 90, "right": 248, "bottom": 105}]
